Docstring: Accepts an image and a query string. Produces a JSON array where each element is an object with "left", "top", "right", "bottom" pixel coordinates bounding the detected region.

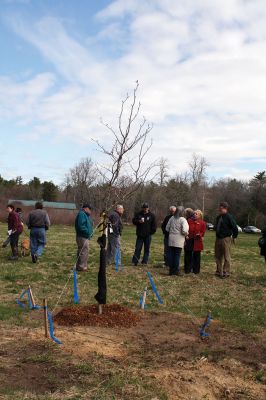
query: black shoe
[
  {"left": 9, "top": 255, "right": 18, "bottom": 261},
  {"left": 32, "top": 254, "right": 38, "bottom": 263}
]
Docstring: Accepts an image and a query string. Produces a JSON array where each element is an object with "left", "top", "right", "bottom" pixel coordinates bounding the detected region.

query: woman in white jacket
[{"left": 166, "top": 206, "right": 189, "bottom": 275}]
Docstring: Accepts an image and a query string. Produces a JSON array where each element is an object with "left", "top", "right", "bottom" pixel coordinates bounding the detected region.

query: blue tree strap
[
  {"left": 115, "top": 247, "right": 121, "bottom": 272},
  {"left": 147, "top": 272, "right": 164, "bottom": 304},
  {"left": 199, "top": 312, "right": 212, "bottom": 337},
  {"left": 16, "top": 289, "right": 27, "bottom": 308},
  {"left": 47, "top": 311, "right": 62, "bottom": 344},
  {"left": 73, "top": 268, "right": 79, "bottom": 304}
]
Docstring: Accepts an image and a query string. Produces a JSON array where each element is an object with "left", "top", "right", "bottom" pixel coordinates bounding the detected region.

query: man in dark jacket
[
  {"left": 27, "top": 202, "right": 50, "bottom": 263},
  {"left": 132, "top": 203, "right": 157, "bottom": 266},
  {"left": 106, "top": 205, "right": 124, "bottom": 265},
  {"left": 6, "top": 204, "right": 23, "bottom": 260},
  {"left": 214, "top": 202, "right": 238, "bottom": 278},
  {"left": 75, "top": 203, "right": 93, "bottom": 271},
  {"left": 161, "top": 206, "right": 176, "bottom": 266}
]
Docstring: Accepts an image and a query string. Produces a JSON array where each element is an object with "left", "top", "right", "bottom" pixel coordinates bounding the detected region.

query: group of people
[
  {"left": 74, "top": 200, "right": 244, "bottom": 278},
  {"left": 3, "top": 200, "right": 265, "bottom": 275},
  {"left": 3, "top": 202, "right": 50, "bottom": 263}
]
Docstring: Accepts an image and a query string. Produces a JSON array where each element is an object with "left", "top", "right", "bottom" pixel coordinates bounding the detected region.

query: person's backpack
[{"left": 258, "top": 237, "right": 266, "bottom": 248}]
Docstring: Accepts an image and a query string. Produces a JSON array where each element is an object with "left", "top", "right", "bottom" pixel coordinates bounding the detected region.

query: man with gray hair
[
  {"left": 106, "top": 204, "right": 124, "bottom": 265},
  {"left": 161, "top": 206, "right": 176, "bottom": 266}
]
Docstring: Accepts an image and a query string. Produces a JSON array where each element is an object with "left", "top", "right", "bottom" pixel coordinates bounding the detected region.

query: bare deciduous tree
[
  {"left": 94, "top": 81, "right": 156, "bottom": 209},
  {"left": 65, "top": 157, "right": 98, "bottom": 206},
  {"left": 158, "top": 157, "right": 169, "bottom": 186}
]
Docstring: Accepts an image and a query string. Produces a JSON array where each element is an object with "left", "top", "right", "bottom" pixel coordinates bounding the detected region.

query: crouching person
[
  {"left": 27, "top": 202, "right": 50, "bottom": 263},
  {"left": 75, "top": 203, "right": 93, "bottom": 271},
  {"left": 106, "top": 205, "right": 124, "bottom": 266}
]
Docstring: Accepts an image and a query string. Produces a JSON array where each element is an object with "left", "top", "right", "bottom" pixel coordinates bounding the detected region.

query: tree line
[{"left": 0, "top": 163, "right": 265, "bottom": 228}]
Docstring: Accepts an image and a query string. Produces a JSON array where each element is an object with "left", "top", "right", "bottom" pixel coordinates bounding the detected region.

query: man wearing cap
[
  {"left": 132, "top": 203, "right": 157, "bottom": 266},
  {"left": 75, "top": 203, "right": 93, "bottom": 271},
  {"left": 106, "top": 204, "right": 124, "bottom": 266},
  {"left": 214, "top": 202, "right": 238, "bottom": 278}
]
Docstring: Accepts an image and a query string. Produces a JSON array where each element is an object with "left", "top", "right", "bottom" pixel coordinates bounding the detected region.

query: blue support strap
[
  {"left": 73, "top": 268, "right": 79, "bottom": 304},
  {"left": 115, "top": 247, "right": 122, "bottom": 272},
  {"left": 47, "top": 310, "right": 62, "bottom": 344},
  {"left": 16, "top": 289, "right": 28, "bottom": 309},
  {"left": 147, "top": 272, "right": 164, "bottom": 304},
  {"left": 199, "top": 312, "right": 212, "bottom": 338}
]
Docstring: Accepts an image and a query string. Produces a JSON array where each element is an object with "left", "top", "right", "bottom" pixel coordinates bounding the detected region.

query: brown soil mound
[{"left": 54, "top": 304, "right": 141, "bottom": 328}]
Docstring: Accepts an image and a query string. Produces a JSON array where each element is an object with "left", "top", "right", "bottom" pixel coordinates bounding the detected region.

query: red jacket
[
  {"left": 187, "top": 218, "right": 206, "bottom": 252},
  {"left": 8, "top": 211, "right": 23, "bottom": 234}
]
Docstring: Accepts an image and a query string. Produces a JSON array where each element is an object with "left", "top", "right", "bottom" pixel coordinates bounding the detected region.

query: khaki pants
[
  {"left": 215, "top": 237, "right": 232, "bottom": 275},
  {"left": 76, "top": 236, "right": 89, "bottom": 270}
]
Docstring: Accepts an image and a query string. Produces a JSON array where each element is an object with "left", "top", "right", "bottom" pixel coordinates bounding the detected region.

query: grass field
[{"left": 0, "top": 222, "right": 265, "bottom": 399}]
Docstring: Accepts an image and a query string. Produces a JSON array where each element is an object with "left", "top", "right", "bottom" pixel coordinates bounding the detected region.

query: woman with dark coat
[
  {"left": 259, "top": 227, "right": 266, "bottom": 262},
  {"left": 6, "top": 204, "right": 23, "bottom": 260},
  {"left": 184, "top": 209, "right": 206, "bottom": 274}
]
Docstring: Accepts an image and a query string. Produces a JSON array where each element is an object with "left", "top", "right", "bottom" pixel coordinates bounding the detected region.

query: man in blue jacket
[{"left": 75, "top": 203, "right": 93, "bottom": 271}]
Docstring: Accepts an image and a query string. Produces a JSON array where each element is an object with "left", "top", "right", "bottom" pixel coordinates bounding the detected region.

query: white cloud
[{"left": 1, "top": 0, "right": 266, "bottom": 180}]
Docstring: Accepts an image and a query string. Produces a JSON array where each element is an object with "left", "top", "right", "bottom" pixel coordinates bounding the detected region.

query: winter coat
[
  {"left": 214, "top": 213, "right": 238, "bottom": 239},
  {"left": 132, "top": 211, "right": 157, "bottom": 238},
  {"left": 75, "top": 210, "right": 93, "bottom": 239},
  {"left": 259, "top": 227, "right": 266, "bottom": 257},
  {"left": 8, "top": 211, "right": 23, "bottom": 234},
  {"left": 185, "top": 218, "right": 206, "bottom": 252},
  {"left": 108, "top": 210, "right": 123, "bottom": 237},
  {"left": 166, "top": 216, "right": 189, "bottom": 248},
  {"left": 161, "top": 214, "right": 173, "bottom": 238},
  {"left": 27, "top": 209, "right": 50, "bottom": 229}
]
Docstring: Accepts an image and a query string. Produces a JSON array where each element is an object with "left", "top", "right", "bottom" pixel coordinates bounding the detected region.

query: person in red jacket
[
  {"left": 184, "top": 209, "right": 206, "bottom": 274},
  {"left": 6, "top": 204, "right": 23, "bottom": 260}
]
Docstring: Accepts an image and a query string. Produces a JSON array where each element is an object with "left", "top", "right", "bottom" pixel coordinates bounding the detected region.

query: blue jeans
[
  {"left": 132, "top": 235, "right": 151, "bottom": 265},
  {"left": 169, "top": 247, "right": 182, "bottom": 275},
  {"left": 30, "top": 227, "right": 46, "bottom": 257}
]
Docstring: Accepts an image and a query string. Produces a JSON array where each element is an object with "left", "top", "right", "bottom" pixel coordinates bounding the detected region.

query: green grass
[{"left": 0, "top": 222, "right": 265, "bottom": 332}]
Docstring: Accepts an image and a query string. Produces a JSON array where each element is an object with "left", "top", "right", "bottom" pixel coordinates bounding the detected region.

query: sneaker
[
  {"left": 76, "top": 267, "right": 88, "bottom": 272},
  {"left": 223, "top": 273, "right": 230, "bottom": 278}
]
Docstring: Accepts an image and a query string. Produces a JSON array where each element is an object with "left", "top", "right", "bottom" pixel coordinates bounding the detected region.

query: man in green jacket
[
  {"left": 214, "top": 202, "right": 238, "bottom": 278},
  {"left": 75, "top": 203, "right": 93, "bottom": 271}
]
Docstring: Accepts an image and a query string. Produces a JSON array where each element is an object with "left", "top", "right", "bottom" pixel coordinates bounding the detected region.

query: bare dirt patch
[{"left": 0, "top": 311, "right": 265, "bottom": 399}]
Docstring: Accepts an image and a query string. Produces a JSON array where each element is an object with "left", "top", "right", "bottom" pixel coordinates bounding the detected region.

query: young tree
[{"left": 94, "top": 81, "right": 156, "bottom": 209}]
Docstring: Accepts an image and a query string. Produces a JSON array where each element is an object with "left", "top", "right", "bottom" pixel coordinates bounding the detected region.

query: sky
[{"left": 0, "top": 0, "right": 265, "bottom": 184}]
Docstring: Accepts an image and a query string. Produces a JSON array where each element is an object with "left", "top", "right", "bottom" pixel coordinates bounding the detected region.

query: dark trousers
[
  {"left": 132, "top": 235, "right": 151, "bottom": 265},
  {"left": 164, "top": 236, "right": 170, "bottom": 266},
  {"left": 169, "top": 247, "right": 182, "bottom": 275},
  {"left": 184, "top": 250, "right": 201, "bottom": 274},
  {"left": 10, "top": 232, "right": 20, "bottom": 257}
]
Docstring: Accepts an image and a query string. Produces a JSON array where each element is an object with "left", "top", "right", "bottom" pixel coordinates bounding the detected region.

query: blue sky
[{"left": 0, "top": 0, "right": 265, "bottom": 184}]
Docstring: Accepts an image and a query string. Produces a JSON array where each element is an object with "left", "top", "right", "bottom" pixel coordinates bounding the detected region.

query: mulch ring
[{"left": 54, "top": 304, "right": 141, "bottom": 328}]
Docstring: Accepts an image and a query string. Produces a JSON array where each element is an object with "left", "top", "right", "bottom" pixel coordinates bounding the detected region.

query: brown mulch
[{"left": 54, "top": 304, "right": 141, "bottom": 328}]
